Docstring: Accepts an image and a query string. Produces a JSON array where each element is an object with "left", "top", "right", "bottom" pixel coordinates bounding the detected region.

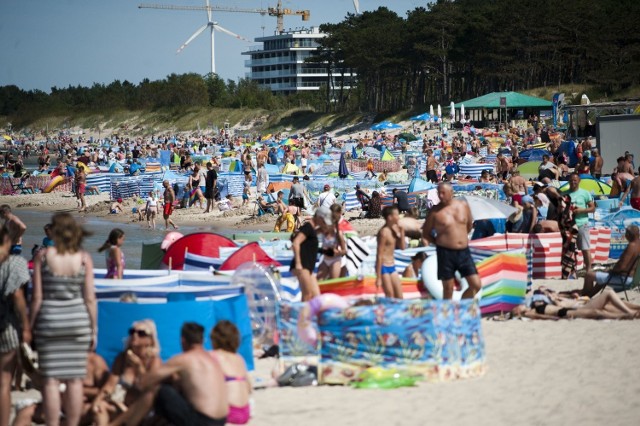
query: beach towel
[{"left": 345, "top": 235, "right": 371, "bottom": 276}]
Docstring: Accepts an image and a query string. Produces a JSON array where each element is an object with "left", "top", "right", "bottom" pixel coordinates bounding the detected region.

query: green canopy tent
[{"left": 453, "top": 92, "right": 552, "bottom": 123}]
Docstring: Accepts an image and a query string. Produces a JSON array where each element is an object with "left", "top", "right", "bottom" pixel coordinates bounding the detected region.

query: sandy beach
[
  {"left": 0, "top": 190, "right": 386, "bottom": 238},
  {"left": 246, "top": 279, "right": 640, "bottom": 426}
]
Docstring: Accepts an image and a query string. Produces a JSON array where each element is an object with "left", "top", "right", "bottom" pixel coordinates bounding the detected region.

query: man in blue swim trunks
[
  {"left": 376, "top": 205, "right": 406, "bottom": 298},
  {"left": 422, "top": 182, "right": 482, "bottom": 299}
]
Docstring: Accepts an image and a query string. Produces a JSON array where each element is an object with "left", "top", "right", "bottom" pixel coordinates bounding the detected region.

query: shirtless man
[
  {"left": 0, "top": 204, "right": 26, "bottom": 254},
  {"left": 582, "top": 225, "right": 640, "bottom": 296},
  {"left": 162, "top": 180, "right": 179, "bottom": 230},
  {"left": 590, "top": 148, "right": 603, "bottom": 178},
  {"left": 508, "top": 170, "right": 527, "bottom": 195},
  {"left": 426, "top": 150, "right": 439, "bottom": 183},
  {"left": 75, "top": 166, "right": 87, "bottom": 212},
  {"left": 495, "top": 153, "right": 510, "bottom": 181},
  {"left": 138, "top": 322, "right": 228, "bottom": 426},
  {"left": 376, "top": 205, "right": 406, "bottom": 298},
  {"left": 422, "top": 182, "right": 482, "bottom": 299},
  {"left": 256, "top": 147, "right": 268, "bottom": 167}
]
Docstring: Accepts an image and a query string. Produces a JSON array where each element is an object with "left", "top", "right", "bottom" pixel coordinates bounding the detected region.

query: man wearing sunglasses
[{"left": 138, "top": 322, "right": 228, "bottom": 425}]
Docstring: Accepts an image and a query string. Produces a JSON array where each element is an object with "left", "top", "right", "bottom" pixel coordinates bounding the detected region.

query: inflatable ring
[
  {"left": 297, "top": 293, "right": 349, "bottom": 346},
  {"left": 420, "top": 254, "right": 469, "bottom": 301},
  {"left": 43, "top": 176, "right": 64, "bottom": 193}
]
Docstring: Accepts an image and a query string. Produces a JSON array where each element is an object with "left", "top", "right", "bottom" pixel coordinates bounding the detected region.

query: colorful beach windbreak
[
  {"left": 319, "top": 298, "right": 485, "bottom": 384},
  {"left": 277, "top": 299, "right": 486, "bottom": 385}
]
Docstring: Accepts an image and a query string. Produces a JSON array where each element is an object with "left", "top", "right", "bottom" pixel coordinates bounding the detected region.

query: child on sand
[{"left": 376, "top": 205, "right": 405, "bottom": 298}]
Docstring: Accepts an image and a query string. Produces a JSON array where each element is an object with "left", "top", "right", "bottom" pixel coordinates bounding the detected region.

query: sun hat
[
  {"left": 521, "top": 195, "right": 534, "bottom": 205},
  {"left": 535, "top": 193, "right": 550, "bottom": 207},
  {"left": 314, "top": 206, "right": 333, "bottom": 226}
]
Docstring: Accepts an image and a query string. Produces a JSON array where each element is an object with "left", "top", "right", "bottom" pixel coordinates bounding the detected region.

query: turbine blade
[
  {"left": 213, "top": 24, "right": 250, "bottom": 42},
  {"left": 353, "top": 0, "right": 360, "bottom": 14},
  {"left": 177, "top": 24, "right": 209, "bottom": 54},
  {"left": 206, "top": 0, "right": 212, "bottom": 22}
]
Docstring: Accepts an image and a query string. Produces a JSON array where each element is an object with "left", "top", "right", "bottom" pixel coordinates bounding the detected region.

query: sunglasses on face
[{"left": 129, "top": 328, "right": 150, "bottom": 338}]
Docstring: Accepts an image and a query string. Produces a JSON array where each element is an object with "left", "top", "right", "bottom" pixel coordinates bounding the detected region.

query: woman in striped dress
[{"left": 30, "top": 212, "right": 96, "bottom": 426}]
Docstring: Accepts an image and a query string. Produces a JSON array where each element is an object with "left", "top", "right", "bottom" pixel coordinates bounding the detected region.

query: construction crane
[{"left": 138, "top": 0, "right": 310, "bottom": 34}]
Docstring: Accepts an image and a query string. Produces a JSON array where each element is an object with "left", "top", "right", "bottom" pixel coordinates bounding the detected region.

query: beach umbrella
[
  {"left": 338, "top": 152, "right": 349, "bottom": 179},
  {"left": 437, "top": 104, "right": 442, "bottom": 119},
  {"left": 457, "top": 195, "right": 518, "bottom": 221},
  {"left": 559, "top": 176, "right": 612, "bottom": 196},
  {"left": 429, "top": 105, "right": 434, "bottom": 119},
  {"left": 352, "top": 145, "right": 358, "bottom": 159},
  {"left": 450, "top": 101, "right": 455, "bottom": 119},
  {"left": 371, "top": 121, "right": 401, "bottom": 131},
  {"left": 313, "top": 164, "right": 339, "bottom": 175},
  {"left": 519, "top": 148, "right": 551, "bottom": 162},
  {"left": 517, "top": 161, "right": 542, "bottom": 180},
  {"left": 410, "top": 113, "right": 431, "bottom": 121},
  {"left": 460, "top": 104, "right": 466, "bottom": 124}
]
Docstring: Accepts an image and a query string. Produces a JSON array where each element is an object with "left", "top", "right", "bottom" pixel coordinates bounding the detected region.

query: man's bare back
[
  {"left": 509, "top": 175, "right": 527, "bottom": 194},
  {"left": 170, "top": 349, "right": 228, "bottom": 419},
  {"left": 139, "top": 325, "right": 229, "bottom": 425}
]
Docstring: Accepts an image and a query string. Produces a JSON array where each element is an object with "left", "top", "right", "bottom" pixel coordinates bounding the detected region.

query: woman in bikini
[
  {"left": 512, "top": 287, "right": 640, "bottom": 320},
  {"left": 210, "top": 320, "right": 251, "bottom": 425},
  {"left": 316, "top": 204, "right": 347, "bottom": 280},
  {"left": 91, "top": 320, "right": 161, "bottom": 426}
]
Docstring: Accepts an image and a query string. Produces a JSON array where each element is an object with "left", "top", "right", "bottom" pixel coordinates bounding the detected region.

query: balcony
[{"left": 244, "top": 57, "right": 301, "bottom": 67}]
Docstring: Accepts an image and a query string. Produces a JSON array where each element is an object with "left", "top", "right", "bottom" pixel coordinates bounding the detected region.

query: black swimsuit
[{"left": 531, "top": 300, "right": 569, "bottom": 318}]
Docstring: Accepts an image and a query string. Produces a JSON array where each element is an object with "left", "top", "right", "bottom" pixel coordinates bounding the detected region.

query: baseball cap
[
  {"left": 355, "top": 184, "right": 361, "bottom": 190},
  {"left": 314, "top": 206, "right": 333, "bottom": 226},
  {"left": 522, "top": 195, "right": 534, "bottom": 204}
]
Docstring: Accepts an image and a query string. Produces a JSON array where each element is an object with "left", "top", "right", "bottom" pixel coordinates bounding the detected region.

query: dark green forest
[
  {"left": 1, "top": 0, "right": 639, "bottom": 123},
  {"left": 318, "top": 0, "right": 640, "bottom": 111}
]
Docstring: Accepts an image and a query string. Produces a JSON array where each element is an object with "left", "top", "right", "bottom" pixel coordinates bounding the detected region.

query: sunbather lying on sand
[{"left": 512, "top": 287, "right": 640, "bottom": 320}]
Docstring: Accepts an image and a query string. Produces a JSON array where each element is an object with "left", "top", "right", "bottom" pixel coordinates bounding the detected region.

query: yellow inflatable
[
  {"left": 76, "top": 161, "right": 91, "bottom": 174},
  {"left": 274, "top": 212, "right": 295, "bottom": 233},
  {"left": 43, "top": 176, "right": 64, "bottom": 193}
]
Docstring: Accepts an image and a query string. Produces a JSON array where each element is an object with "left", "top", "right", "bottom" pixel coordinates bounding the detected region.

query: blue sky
[{"left": 0, "top": 0, "right": 425, "bottom": 92}]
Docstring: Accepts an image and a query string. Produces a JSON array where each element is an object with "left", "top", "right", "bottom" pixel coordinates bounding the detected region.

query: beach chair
[
  {"left": 10, "top": 176, "right": 35, "bottom": 194},
  {"left": 254, "top": 200, "right": 275, "bottom": 217},
  {"left": 605, "top": 255, "right": 640, "bottom": 301}
]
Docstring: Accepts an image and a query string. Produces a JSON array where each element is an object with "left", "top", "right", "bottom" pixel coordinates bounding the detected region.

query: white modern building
[{"left": 242, "top": 27, "right": 355, "bottom": 94}]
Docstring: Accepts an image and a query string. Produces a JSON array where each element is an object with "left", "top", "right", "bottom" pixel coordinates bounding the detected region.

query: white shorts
[
  {"left": 595, "top": 271, "right": 632, "bottom": 286},
  {"left": 577, "top": 225, "right": 590, "bottom": 250}
]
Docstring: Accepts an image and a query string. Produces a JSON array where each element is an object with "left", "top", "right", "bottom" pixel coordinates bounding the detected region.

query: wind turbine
[
  {"left": 353, "top": 0, "right": 361, "bottom": 14},
  {"left": 175, "top": 0, "right": 249, "bottom": 75}
]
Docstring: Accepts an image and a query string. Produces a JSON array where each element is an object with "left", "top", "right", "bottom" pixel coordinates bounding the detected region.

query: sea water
[{"left": 17, "top": 210, "right": 210, "bottom": 269}]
